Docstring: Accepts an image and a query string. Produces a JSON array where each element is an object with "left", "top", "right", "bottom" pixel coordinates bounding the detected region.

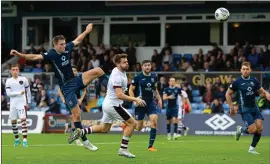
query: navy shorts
[
  {"left": 61, "top": 74, "right": 86, "bottom": 110},
  {"left": 135, "top": 101, "right": 159, "bottom": 120},
  {"left": 241, "top": 112, "right": 264, "bottom": 127},
  {"left": 166, "top": 108, "right": 179, "bottom": 120}
]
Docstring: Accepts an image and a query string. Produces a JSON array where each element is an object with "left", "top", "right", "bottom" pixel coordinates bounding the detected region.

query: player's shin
[
  {"left": 11, "top": 121, "right": 19, "bottom": 140},
  {"left": 251, "top": 133, "right": 261, "bottom": 149},
  {"left": 21, "top": 119, "right": 28, "bottom": 141},
  {"left": 73, "top": 122, "right": 88, "bottom": 141}
]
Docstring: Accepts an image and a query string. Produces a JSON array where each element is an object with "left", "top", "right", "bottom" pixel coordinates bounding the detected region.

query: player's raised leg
[
  {"left": 82, "top": 67, "right": 108, "bottom": 89},
  {"left": 69, "top": 104, "right": 98, "bottom": 151}
]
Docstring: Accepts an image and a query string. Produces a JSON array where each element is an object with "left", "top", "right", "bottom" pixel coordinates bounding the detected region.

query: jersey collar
[{"left": 241, "top": 75, "right": 250, "bottom": 80}]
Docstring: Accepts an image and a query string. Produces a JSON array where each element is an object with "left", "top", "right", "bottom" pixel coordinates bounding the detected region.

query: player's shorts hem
[{"left": 113, "top": 105, "right": 131, "bottom": 121}]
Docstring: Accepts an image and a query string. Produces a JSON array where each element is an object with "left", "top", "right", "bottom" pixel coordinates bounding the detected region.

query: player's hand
[
  {"left": 266, "top": 93, "right": 270, "bottom": 101},
  {"left": 168, "top": 95, "right": 174, "bottom": 99},
  {"left": 134, "top": 97, "right": 146, "bottom": 107},
  {"left": 158, "top": 99, "right": 162, "bottom": 109},
  {"left": 85, "top": 23, "right": 93, "bottom": 33},
  {"left": 20, "top": 91, "right": 25, "bottom": 95},
  {"left": 10, "top": 49, "right": 20, "bottom": 56},
  {"left": 229, "top": 105, "right": 238, "bottom": 116}
]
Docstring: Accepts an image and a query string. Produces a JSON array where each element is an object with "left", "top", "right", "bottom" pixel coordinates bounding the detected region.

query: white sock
[
  {"left": 83, "top": 140, "right": 89, "bottom": 144},
  {"left": 174, "top": 133, "right": 177, "bottom": 136},
  {"left": 249, "top": 146, "right": 255, "bottom": 151},
  {"left": 23, "top": 138, "right": 27, "bottom": 142},
  {"left": 15, "top": 138, "right": 20, "bottom": 141}
]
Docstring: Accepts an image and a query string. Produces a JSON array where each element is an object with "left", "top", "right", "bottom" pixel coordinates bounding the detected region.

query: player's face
[
  {"left": 169, "top": 78, "right": 175, "bottom": 87},
  {"left": 119, "top": 58, "right": 129, "bottom": 71},
  {"left": 10, "top": 66, "right": 19, "bottom": 77},
  {"left": 55, "top": 39, "right": 66, "bottom": 53},
  {"left": 241, "top": 65, "right": 251, "bottom": 78},
  {"left": 142, "top": 62, "right": 151, "bottom": 73},
  {"left": 72, "top": 68, "right": 78, "bottom": 76}
]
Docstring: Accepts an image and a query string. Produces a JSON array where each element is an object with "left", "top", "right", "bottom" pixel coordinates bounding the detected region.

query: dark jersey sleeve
[
  {"left": 154, "top": 74, "right": 158, "bottom": 90},
  {"left": 229, "top": 80, "right": 238, "bottom": 91},
  {"left": 41, "top": 50, "right": 55, "bottom": 61},
  {"left": 131, "top": 75, "right": 139, "bottom": 87},
  {"left": 66, "top": 42, "right": 75, "bottom": 52},
  {"left": 253, "top": 78, "right": 261, "bottom": 90}
]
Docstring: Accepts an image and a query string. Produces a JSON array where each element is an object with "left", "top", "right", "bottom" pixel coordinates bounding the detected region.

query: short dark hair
[
  {"left": 142, "top": 60, "right": 151, "bottom": 65},
  {"left": 11, "top": 64, "right": 19, "bottom": 68},
  {"left": 113, "top": 53, "right": 128, "bottom": 64},
  {"left": 241, "top": 62, "right": 251, "bottom": 68},
  {"left": 53, "top": 35, "right": 66, "bottom": 46}
]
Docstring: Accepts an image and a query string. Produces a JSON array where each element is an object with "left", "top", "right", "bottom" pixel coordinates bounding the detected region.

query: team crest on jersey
[
  {"left": 147, "top": 83, "right": 152, "bottom": 87},
  {"left": 19, "top": 81, "right": 24, "bottom": 85},
  {"left": 250, "top": 81, "right": 254, "bottom": 86},
  {"left": 61, "top": 56, "right": 66, "bottom": 61},
  {"left": 151, "top": 78, "right": 155, "bottom": 82}
]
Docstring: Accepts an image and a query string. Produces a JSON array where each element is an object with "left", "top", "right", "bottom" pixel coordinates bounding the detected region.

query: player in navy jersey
[
  {"left": 10, "top": 24, "right": 108, "bottom": 151},
  {"left": 226, "top": 62, "right": 270, "bottom": 154},
  {"left": 163, "top": 77, "right": 185, "bottom": 140},
  {"left": 128, "top": 60, "right": 162, "bottom": 152}
]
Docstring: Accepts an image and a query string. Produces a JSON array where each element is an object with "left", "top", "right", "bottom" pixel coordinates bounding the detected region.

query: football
[{"left": 215, "top": 7, "right": 230, "bottom": 21}]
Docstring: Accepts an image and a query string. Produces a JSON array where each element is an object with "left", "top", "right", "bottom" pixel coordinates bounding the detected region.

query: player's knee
[
  {"left": 151, "top": 120, "right": 158, "bottom": 128},
  {"left": 94, "top": 67, "right": 104, "bottom": 76},
  {"left": 249, "top": 125, "right": 257, "bottom": 134},
  {"left": 257, "top": 126, "right": 263, "bottom": 134}
]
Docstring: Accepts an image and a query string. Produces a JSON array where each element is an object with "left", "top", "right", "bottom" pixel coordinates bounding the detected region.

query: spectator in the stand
[
  {"left": 211, "top": 99, "right": 224, "bottom": 113},
  {"left": 47, "top": 97, "right": 60, "bottom": 114},
  {"left": 224, "top": 75, "right": 233, "bottom": 89},
  {"left": 211, "top": 43, "right": 222, "bottom": 57},
  {"left": 162, "top": 62, "right": 173, "bottom": 72},
  {"left": 216, "top": 51, "right": 223, "bottom": 70},
  {"left": 203, "top": 62, "right": 212, "bottom": 72},
  {"left": 151, "top": 49, "right": 162, "bottom": 68},
  {"left": 248, "top": 47, "right": 259, "bottom": 69},
  {"left": 79, "top": 56, "right": 88, "bottom": 72},
  {"left": 214, "top": 85, "right": 226, "bottom": 102},
  {"left": 243, "top": 41, "right": 252, "bottom": 57},
  {"left": 202, "top": 82, "right": 214, "bottom": 104},
  {"left": 182, "top": 61, "right": 194, "bottom": 72},
  {"left": 203, "top": 55, "right": 209, "bottom": 63},
  {"left": 82, "top": 37, "right": 91, "bottom": 47},
  {"left": 203, "top": 103, "right": 212, "bottom": 114},
  {"left": 1, "top": 95, "right": 8, "bottom": 111},
  {"left": 162, "top": 49, "right": 172, "bottom": 64},
  {"left": 157, "top": 76, "right": 168, "bottom": 97},
  {"left": 209, "top": 56, "right": 217, "bottom": 71},
  {"left": 32, "top": 62, "right": 43, "bottom": 72},
  {"left": 259, "top": 44, "right": 270, "bottom": 69},
  {"left": 27, "top": 42, "right": 38, "bottom": 54},
  {"left": 219, "top": 54, "right": 227, "bottom": 70},
  {"left": 233, "top": 41, "right": 241, "bottom": 57},
  {"left": 90, "top": 55, "right": 100, "bottom": 68},
  {"left": 213, "top": 77, "right": 222, "bottom": 90},
  {"left": 225, "top": 61, "right": 234, "bottom": 71},
  {"left": 101, "top": 54, "right": 113, "bottom": 73},
  {"left": 114, "top": 45, "right": 124, "bottom": 54},
  {"left": 191, "top": 54, "right": 201, "bottom": 70},
  {"left": 151, "top": 62, "right": 159, "bottom": 72},
  {"left": 31, "top": 77, "right": 43, "bottom": 97},
  {"left": 38, "top": 44, "right": 47, "bottom": 54},
  {"left": 44, "top": 63, "right": 52, "bottom": 72},
  {"left": 126, "top": 42, "right": 137, "bottom": 70},
  {"left": 87, "top": 60, "right": 94, "bottom": 70},
  {"left": 35, "top": 84, "right": 44, "bottom": 103},
  {"left": 37, "top": 89, "right": 49, "bottom": 109},
  {"left": 160, "top": 42, "right": 172, "bottom": 58},
  {"left": 96, "top": 43, "right": 105, "bottom": 64},
  {"left": 196, "top": 48, "right": 204, "bottom": 65},
  {"left": 232, "top": 55, "right": 240, "bottom": 69},
  {"left": 134, "top": 63, "right": 142, "bottom": 72},
  {"left": 237, "top": 48, "right": 244, "bottom": 64}
]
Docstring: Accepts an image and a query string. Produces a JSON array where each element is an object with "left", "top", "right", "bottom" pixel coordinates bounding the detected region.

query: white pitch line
[{"left": 2, "top": 140, "right": 267, "bottom": 147}]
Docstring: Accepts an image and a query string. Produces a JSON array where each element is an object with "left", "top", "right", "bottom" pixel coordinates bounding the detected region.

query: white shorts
[
  {"left": 9, "top": 105, "right": 27, "bottom": 120},
  {"left": 101, "top": 99, "right": 132, "bottom": 124},
  {"left": 178, "top": 108, "right": 184, "bottom": 119}
]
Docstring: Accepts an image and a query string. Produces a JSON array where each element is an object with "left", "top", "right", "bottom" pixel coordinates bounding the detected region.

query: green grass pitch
[{"left": 2, "top": 134, "right": 270, "bottom": 164}]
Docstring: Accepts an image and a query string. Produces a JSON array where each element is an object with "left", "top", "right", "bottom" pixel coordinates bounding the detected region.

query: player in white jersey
[
  {"left": 176, "top": 89, "right": 191, "bottom": 137},
  {"left": 69, "top": 54, "right": 146, "bottom": 158},
  {"left": 5, "top": 64, "right": 31, "bottom": 147}
]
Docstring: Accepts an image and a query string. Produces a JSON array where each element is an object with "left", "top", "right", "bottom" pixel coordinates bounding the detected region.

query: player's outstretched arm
[
  {"left": 78, "top": 88, "right": 87, "bottom": 105},
  {"left": 72, "top": 23, "right": 93, "bottom": 46},
  {"left": 226, "top": 88, "right": 237, "bottom": 116},
  {"left": 10, "top": 50, "right": 43, "bottom": 61}
]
